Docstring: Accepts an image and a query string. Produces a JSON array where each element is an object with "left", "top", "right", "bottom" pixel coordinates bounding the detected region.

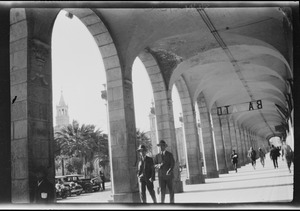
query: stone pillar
[
  {"left": 0, "top": 7, "right": 11, "bottom": 203},
  {"left": 175, "top": 79, "right": 204, "bottom": 184},
  {"left": 233, "top": 121, "right": 243, "bottom": 167},
  {"left": 197, "top": 95, "right": 218, "bottom": 178},
  {"left": 10, "top": 9, "right": 56, "bottom": 203},
  {"left": 228, "top": 118, "right": 237, "bottom": 155},
  {"left": 182, "top": 108, "right": 205, "bottom": 184},
  {"left": 107, "top": 77, "right": 140, "bottom": 203},
  {"left": 243, "top": 129, "right": 250, "bottom": 164},
  {"left": 237, "top": 127, "right": 246, "bottom": 166},
  {"left": 220, "top": 116, "right": 233, "bottom": 171},
  {"left": 211, "top": 106, "right": 228, "bottom": 174},
  {"left": 155, "top": 98, "right": 183, "bottom": 193}
]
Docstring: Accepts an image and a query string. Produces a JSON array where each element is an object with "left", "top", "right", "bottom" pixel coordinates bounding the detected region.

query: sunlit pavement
[{"left": 57, "top": 153, "right": 293, "bottom": 207}]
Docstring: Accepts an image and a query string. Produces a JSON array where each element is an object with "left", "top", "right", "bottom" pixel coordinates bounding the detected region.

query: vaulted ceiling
[{"left": 66, "top": 5, "right": 294, "bottom": 141}]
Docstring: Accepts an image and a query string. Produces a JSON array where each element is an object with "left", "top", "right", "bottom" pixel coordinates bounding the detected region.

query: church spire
[
  {"left": 55, "top": 90, "right": 69, "bottom": 129},
  {"left": 59, "top": 90, "right": 67, "bottom": 106}
]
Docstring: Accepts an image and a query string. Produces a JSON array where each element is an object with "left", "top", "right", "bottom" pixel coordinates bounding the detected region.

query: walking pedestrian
[
  {"left": 247, "top": 147, "right": 257, "bottom": 170},
  {"left": 154, "top": 140, "right": 175, "bottom": 203},
  {"left": 99, "top": 165, "right": 105, "bottom": 191},
  {"left": 270, "top": 145, "right": 280, "bottom": 169},
  {"left": 258, "top": 148, "right": 266, "bottom": 167},
  {"left": 230, "top": 149, "right": 238, "bottom": 172},
  {"left": 137, "top": 144, "right": 157, "bottom": 203},
  {"left": 281, "top": 143, "right": 294, "bottom": 173}
]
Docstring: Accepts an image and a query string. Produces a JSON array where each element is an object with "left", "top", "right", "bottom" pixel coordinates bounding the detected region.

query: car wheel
[{"left": 87, "top": 186, "right": 93, "bottom": 193}]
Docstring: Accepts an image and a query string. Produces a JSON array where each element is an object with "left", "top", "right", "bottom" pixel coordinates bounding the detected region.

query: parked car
[
  {"left": 56, "top": 175, "right": 83, "bottom": 196},
  {"left": 64, "top": 174, "right": 100, "bottom": 193},
  {"left": 90, "top": 177, "right": 101, "bottom": 192},
  {"left": 55, "top": 176, "right": 69, "bottom": 199}
]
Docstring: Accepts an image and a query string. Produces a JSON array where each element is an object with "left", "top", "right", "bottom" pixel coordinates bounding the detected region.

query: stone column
[
  {"left": 107, "top": 77, "right": 140, "bottom": 202},
  {"left": 237, "top": 127, "right": 246, "bottom": 166},
  {"left": 243, "top": 129, "right": 249, "bottom": 164},
  {"left": 182, "top": 107, "right": 205, "bottom": 184},
  {"left": 233, "top": 122, "right": 243, "bottom": 167},
  {"left": 175, "top": 79, "right": 204, "bottom": 184},
  {"left": 220, "top": 116, "right": 233, "bottom": 171},
  {"left": 211, "top": 106, "right": 228, "bottom": 174},
  {"left": 197, "top": 95, "right": 218, "bottom": 178},
  {"left": 10, "top": 9, "right": 56, "bottom": 202},
  {"left": 0, "top": 8, "right": 11, "bottom": 203},
  {"left": 155, "top": 98, "right": 183, "bottom": 193}
]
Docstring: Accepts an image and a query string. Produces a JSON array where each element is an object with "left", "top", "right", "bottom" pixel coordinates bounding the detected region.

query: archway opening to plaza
[
  {"left": 51, "top": 10, "right": 110, "bottom": 182},
  {"left": 171, "top": 84, "right": 188, "bottom": 180},
  {"left": 132, "top": 57, "right": 156, "bottom": 156}
]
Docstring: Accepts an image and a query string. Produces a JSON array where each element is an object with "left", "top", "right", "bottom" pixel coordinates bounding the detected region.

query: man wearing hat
[
  {"left": 136, "top": 144, "right": 157, "bottom": 203},
  {"left": 154, "top": 140, "right": 175, "bottom": 203}
]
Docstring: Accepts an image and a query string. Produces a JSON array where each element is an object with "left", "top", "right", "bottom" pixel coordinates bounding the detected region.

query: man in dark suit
[
  {"left": 137, "top": 144, "right": 157, "bottom": 203},
  {"left": 154, "top": 140, "right": 175, "bottom": 203},
  {"left": 34, "top": 165, "right": 55, "bottom": 203}
]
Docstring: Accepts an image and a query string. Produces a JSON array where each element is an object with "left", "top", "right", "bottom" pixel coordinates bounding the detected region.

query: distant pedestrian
[
  {"left": 137, "top": 144, "right": 157, "bottom": 203},
  {"left": 247, "top": 147, "right": 257, "bottom": 170},
  {"left": 281, "top": 143, "right": 294, "bottom": 173},
  {"left": 99, "top": 165, "right": 105, "bottom": 191},
  {"left": 33, "top": 165, "right": 55, "bottom": 204},
  {"left": 258, "top": 148, "right": 266, "bottom": 167},
  {"left": 154, "top": 140, "right": 175, "bottom": 203},
  {"left": 270, "top": 145, "right": 280, "bottom": 169},
  {"left": 230, "top": 149, "right": 238, "bottom": 172}
]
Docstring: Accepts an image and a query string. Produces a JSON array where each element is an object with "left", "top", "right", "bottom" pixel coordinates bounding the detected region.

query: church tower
[
  {"left": 148, "top": 100, "right": 159, "bottom": 156},
  {"left": 55, "top": 91, "right": 70, "bottom": 129}
]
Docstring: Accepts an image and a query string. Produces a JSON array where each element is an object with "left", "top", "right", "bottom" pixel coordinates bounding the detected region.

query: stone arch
[{"left": 62, "top": 9, "right": 141, "bottom": 202}]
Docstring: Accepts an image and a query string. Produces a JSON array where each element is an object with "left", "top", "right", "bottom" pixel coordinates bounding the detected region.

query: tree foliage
[
  {"left": 54, "top": 120, "right": 109, "bottom": 175},
  {"left": 136, "top": 129, "right": 152, "bottom": 155}
]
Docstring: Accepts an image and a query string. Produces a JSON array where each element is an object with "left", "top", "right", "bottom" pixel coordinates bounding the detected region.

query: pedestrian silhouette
[
  {"left": 136, "top": 144, "right": 157, "bottom": 203},
  {"left": 231, "top": 149, "right": 238, "bottom": 172},
  {"left": 247, "top": 147, "right": 257, "bottom": 170}
]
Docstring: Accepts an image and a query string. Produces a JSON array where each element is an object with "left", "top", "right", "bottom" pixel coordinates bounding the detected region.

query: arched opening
[
  {"left": 132, "top": 57, "right": 155, "bottom": 156},
  {"left": 51, "top": 10, "right": 110, "bottom": 193},
  {"left": 194, "top": 101, "right": 206, "bottom": 175},
  {"left": 171, "top": 84, "right": 188, "bottom": 180}
]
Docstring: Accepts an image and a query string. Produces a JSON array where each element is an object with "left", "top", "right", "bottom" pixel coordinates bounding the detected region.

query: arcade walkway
[{"left": 174, "top": 153, "right": 293, "bottom": 204}]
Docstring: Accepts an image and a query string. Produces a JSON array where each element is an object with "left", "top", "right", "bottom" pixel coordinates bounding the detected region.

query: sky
[{"left": 52, "top": 10, "right": 182, "bottom": 133}]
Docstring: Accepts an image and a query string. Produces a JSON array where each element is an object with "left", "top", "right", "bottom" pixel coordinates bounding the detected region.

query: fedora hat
[
  {"left": 136, "top": 144, "right": 146, "bottom": 151},
  {"left": 157, "top": 140, "right": 168, "bottom": 147}
]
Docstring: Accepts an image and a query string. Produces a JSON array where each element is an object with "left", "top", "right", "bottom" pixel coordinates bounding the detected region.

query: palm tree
[
  {"left": 136, "top": 129, "right": 152, "bottom": 156},
  {"left": 55, "top": 120, "right": 98, "bottom": 175}
]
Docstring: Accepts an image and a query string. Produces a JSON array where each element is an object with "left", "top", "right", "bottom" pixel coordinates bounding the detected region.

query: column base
[
  {"left": 185, "top": 174, "right": 205, "bottom": 185},
  {"left": 227, "top": 165, "right": 234, "bottom": 171},
  {"left": 163, "top": 179, "right": 183, "bottom": 194},
  {"left": 112, "top": 191, "right": 140, "bottom": 203},
  {"left": 174, "top": 180, "right": 183, "bottom": 193},
  {"left": 218, "top": 168, "right": 228, "bottom": 174},
  {"left": 206, "top": 170, "right": 219, "bottom": 178}
]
